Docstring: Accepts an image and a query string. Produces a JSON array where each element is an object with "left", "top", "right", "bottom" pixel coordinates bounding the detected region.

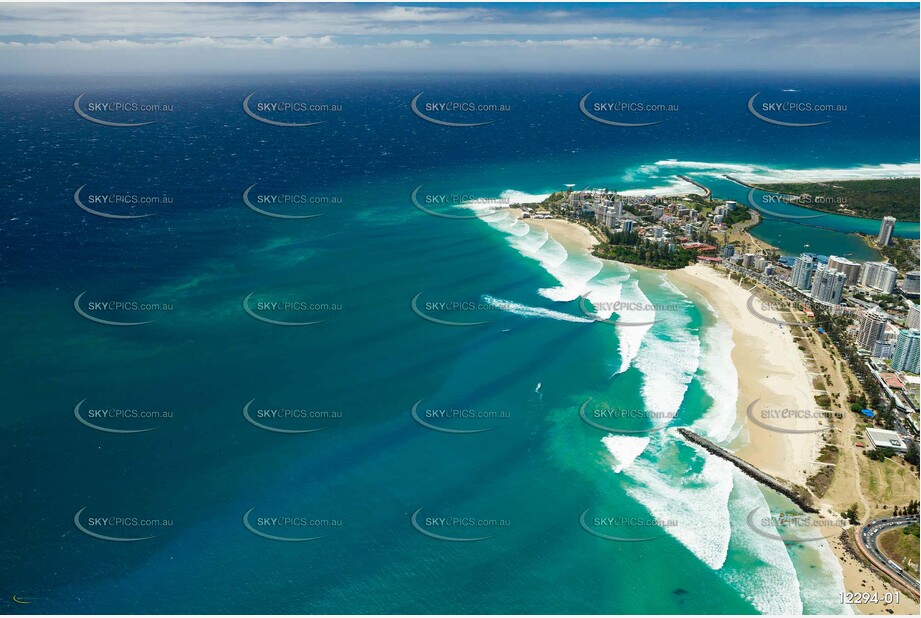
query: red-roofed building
[
  {"left": 880, "top": 373, "right": 905, "bottom": 389},
  {"left": 682, "top": 242, "right": 717, "bottom": 253}
]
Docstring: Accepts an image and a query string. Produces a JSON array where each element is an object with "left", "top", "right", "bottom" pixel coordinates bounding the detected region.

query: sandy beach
[
  {"left": 668, "top": 263, "right": 824, "bottom": 484},
  {"left": 507, "top": 207, "right": 601, "bottom": 255},
  {"left": 509, "top": 208, "right": 822, "bottom": 482}
]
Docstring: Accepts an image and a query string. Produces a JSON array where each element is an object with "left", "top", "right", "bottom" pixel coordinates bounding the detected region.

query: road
[{"left": 857, "top": 515, "right": 920, "bottom": 600}]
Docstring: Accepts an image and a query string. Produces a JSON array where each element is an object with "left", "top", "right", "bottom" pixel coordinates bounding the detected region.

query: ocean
[{"left": 1, "top": 73, "right": 917, "bottom": 614}]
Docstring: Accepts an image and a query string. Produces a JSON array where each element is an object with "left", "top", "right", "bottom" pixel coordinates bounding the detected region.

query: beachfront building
[
  {"left": 859, "top": 261, "right": 899, "bottom": 294},
  {"left": 857, "top": 308, "right": 889, "bottom": 351},
  {"left": 877, "top": 216, "right": 896, "bottom": 246},
  {"left": 791, "top": 254, "right": 817, "bottom": 291},
  {"left": 864, "top": 427, "right": 909, "bottom": 452},
  {"left": 892, "top": 329, "right": 920, "bottom": 373},
  {"left": 827, "top": 255, "right": 861, "bottom": 286}
]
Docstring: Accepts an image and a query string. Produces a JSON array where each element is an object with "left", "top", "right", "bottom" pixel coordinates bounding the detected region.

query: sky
[{"left": 0, "top": 2, "right": 918, "bottom": 74}]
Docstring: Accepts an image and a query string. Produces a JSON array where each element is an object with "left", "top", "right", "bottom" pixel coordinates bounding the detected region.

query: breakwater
[
  {"left": 677, "top": 175, "right": 712, "bottom": 199},
  {"left": 678, "top": 428, "right": 818, "bottom": 513}
]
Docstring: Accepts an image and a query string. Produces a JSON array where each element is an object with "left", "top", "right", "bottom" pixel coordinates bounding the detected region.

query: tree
[
  {"left": 842, "top": 504, "right": 859, "bottom": 525},
  {"left": 905, "top": 441, "right": 919, "bottom": 467}
]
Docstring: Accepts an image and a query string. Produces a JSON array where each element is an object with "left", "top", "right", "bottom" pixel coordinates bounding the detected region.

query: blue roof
[{"left": 860, "top": 409, "right": 876, "bottom": 417}]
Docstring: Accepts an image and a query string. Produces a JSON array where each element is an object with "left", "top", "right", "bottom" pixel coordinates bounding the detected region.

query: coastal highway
[{"left": 856, "top": 515, "right": 920, "bottom": 600}]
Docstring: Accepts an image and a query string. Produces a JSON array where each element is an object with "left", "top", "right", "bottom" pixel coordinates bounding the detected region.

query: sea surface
[{"left": 1, "top": 73, "right": 918, "bottom": 614}]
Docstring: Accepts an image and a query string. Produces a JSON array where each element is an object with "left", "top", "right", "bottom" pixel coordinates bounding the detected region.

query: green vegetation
[
  {"left": 593, "top": 229, "right": 698, "bottom": 269},
  {"left": 878, "top": 523, "right": 920, "bottom": 577},
  {"left": 867, "top": 447, "right": 896, "bottom": 461},
  {"left": 841, "top": 503, "right": 860, "bottom": 525},
  {"left": 906, "top": 441, "right": 919, "bottom": 467},
  {"left": 817, "top": 306, "right": 894, "bottom": 429},
  {"left": 892, "top": 501, "right": 919, "bottom": 516},
  {"left": 723, "top": 205, "right": 753, "bottom": 226},
  {"left": 807, "top": 445, "right": 840, "bottom": 497},
  {"left": 872, "top": 237, "right": 919, "bottom": 274},
  {"left": 755, "top": 177, "right": 920, "bottom": 221}
]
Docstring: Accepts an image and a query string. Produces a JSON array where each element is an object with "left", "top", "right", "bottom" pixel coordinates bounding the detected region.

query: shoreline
[
  {"left": 667, "top": 263, "right": 823, "bottom": 485},
  {"left": 505, "top": 207, "right": 918, "bottom": 614},
  {"left": 507, "top": 207, "right": 824, "bottom": 484}
]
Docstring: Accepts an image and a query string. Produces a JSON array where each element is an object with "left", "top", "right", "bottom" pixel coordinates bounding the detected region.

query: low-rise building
[{"left": 864, "top": 427, "right": 909, "bottom": 452}]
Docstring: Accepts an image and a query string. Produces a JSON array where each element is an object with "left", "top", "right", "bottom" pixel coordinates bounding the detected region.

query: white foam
[
  {"left": 645, "top": 159, "right": 920, "bottom": 184},
  {"left": 482, "top": 295, "right": 592, "bottom": 323},
  {"left": 611, "top": 275, "right": 656, "bottom": 375},
  {"left": 797, "top": 540, "right": 853, "bottom": 615},
  {"left": 632, "top": 278, "right": 699, "bottom": 423},
  {"left": 601, "top": 434, "right": 649, "bottom": 473},
  {"left": 499, "top": 189, "right": 552, "bottom": 204},
  {"left": 477, "top": 196, "right": 655, "bottom": 373},
  {"left": 624, "top": 441, "right": 734, "bottom": 570},
  {"left": 618, "top": 176, "right": 706, "bottom": 197},
  {"left": 692, "top": 318, "right": 740, "bottom": 444},
  {"left": 719, "top": 470, "right": 804, "bottom": 615}
]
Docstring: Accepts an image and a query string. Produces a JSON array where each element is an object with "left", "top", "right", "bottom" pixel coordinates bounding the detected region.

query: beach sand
[
  {"left": 507, "top": 208, "right": 600, "bottom": 255},
  {"left": 668, "top": 263, "right": 824, "bottom": 483}
]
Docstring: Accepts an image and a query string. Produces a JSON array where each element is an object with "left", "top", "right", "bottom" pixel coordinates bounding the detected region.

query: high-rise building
[
  {"left": 791, "top": 254, "right": 817, "bottom": 290},
  {"left": 908, "top": 303, "right": 920, "bottom": 330},
  {"left": 877, "top": 216, "right": 896, "bottom": 246},
  {"left": 742, "top": 253, "right": 754, "bottom": 268},
  {"left": 891, "top": 329, "right": 920, "bottom": 373},
  {"left": 859, "top": 261, "right": 899, "bottom": 294},
  {"left": 903, "top": 271, "right": 921, "bottom": 297},
  {"left": 722, "top": 245, "right": 735, "bottom": 258},
  {"left": 827, "top": 255, "right": 861, "bottom": 286},
  {"left": 810, "top": 265, "right": 846, "bottom": 304},
  {"left": 857, "top": 308, "right": 888, "bottom": 350},
  {"left": 872, "top": 340, "right": 894, "bottom": 359},
  {"left": 621, "top": 220, "right": 635, "bottom": 233},
  {"left": 859, "top": 261, "right": 884, "bottom": 287},
  {"left": 876, "top": 265, "right": 898, "bottom": 294}
]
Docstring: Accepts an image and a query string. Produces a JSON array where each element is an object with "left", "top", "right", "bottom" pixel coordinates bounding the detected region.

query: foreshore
[
  {"left": 511, "top": 208, "right": 824, "bottom": 485},
  {"left": 667, "top": 263, "right": 823, "bottom": 484},
  {"left": 508, "top": 208, "right": 918, "bottom": 614},
  {"left": 507, "top": 207, "right": 601, "bottom": 255}
]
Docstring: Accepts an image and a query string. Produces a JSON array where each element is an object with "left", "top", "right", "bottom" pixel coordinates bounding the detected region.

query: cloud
[
  {"left": 0, "top": 3, "right": 915, "bottom": 74},
  {"left": 0, "top": 35, "right": 340, "bottom": 50}
]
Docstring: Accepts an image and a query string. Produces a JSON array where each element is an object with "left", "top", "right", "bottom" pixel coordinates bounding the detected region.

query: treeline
[
  {"left": 875, "top": 237, "right": 918, "bottom": 274},
  {"left": 593, "top": 229, "right": 698, "bottom": 269},
  {"left": 723, "top": 205, "right": 753, "bottom": 226},
  {"left": 893, "top": 501, "right": 919, "bottom": 517},
  {"left": 755, "top": 178, "right": 920, "bottom": 221},
  {"left": 813, "top": 306, "right": 893, "bottom": 429}
]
